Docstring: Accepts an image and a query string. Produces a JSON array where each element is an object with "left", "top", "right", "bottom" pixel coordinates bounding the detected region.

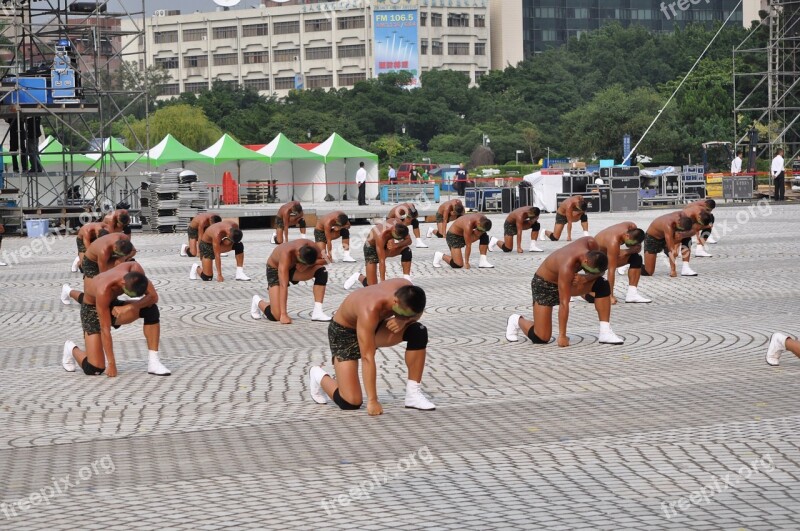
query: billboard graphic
[{"left": 373, "top": 9, "right": 419, "bottom": 87}]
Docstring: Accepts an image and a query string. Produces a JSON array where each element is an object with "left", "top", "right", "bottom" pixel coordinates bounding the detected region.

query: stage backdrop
[{"left": 373, "top": 8, "right": 420, "bottom": 88}]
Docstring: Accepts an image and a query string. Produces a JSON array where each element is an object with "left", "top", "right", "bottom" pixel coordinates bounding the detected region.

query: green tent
[
  {"left": 87, "top": 137, "right": 144, "bottom": 166},
  {"left": 257, "top": 133, "right": 325, "bottom": 202},
  {"left": 310, "top": 133, "right": 379, "bottom": 162},
  {"left": 200, "top": 133, "right": 270, "bottom": 164},
  {"left": 37, "top": 136, "right": 97, "bottom": 166},
  {"left": 145, "top": 134, "right": 212, "bottom": 166}
]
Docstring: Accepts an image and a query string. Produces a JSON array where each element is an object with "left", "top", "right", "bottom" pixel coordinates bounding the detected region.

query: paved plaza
[{"left": 1, "top": 202, "right": 800, "bottom": 530}]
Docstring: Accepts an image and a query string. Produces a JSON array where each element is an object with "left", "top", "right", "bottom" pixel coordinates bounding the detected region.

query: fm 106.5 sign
[{"left": 373, "top": 9, "right": 419, "bottom": 88}]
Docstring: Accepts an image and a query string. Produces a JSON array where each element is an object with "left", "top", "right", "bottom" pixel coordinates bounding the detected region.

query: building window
[
  {"left": 337, "top": 44, "right": 365, "bottom": 58},
  {"left": 338, "top": 72, "right": 366, "bottom": 86},
  {"left": 273, "top": 21, "right": 300, "bottom": 35},
  {"left": 244, "top": 78, "right": 270, "bottom": 91},
  {"left": 337, "top": 16, "right": 365, "bottom": 30},
  {"left": 184, "top": 82, "right": 208, "bottom": 94},
  {"left": 154, "top": 31, "right": 178, "bottom": 44},
  {"left": 474, "top": 42, "right": 486, "bottom": 56},
  {"left": 307, "top": 74, "right": 333, "bottom": 89},
  {"left": 431, "top": 13, "right": 442, "bottom": 27},
  {"left": 474, "top": 14, "right": 486, "bottom": 28},
  {"left": 158, "top": 83, "right": 179, "bottom": 96},
  {"left": 475, "top": 71, "right": 486, "bottom": 82},
  {"left": 184, "top": 55, "right": 208, "bottom": 68},
  {"left": 447, "top": 13, "right": 469, "bottom": 27},
  {"left": 431, "top": 40, "right": 442, "bottom": 55},
  {"left": 273, "top": 48, "right": 300, "bottom": 62},
  {"left": 306, "top": 46, "right": 333, "bottom": 60},
  {"left": 243, "top": 51, "right": 269, "bottom": 64},
  {"left": 213, "top": 26, "right": 238, "bottom": 39},
  {"left": 242, "top": 23, "right": 269, "bottom": 37},
  {"left": 154, "top": 56, "right": 178, "bottom": 69},
  {"left": 420, "top": 12, "right": 427, "bottom": 27},
  {"left": 274, "top": 76, "right": 296, "bottom": 90},
  {"left": 182, "top": 28, "right": 206, "bottom": 42},
  {"left": 305, "top": 18, "right": 332, "bottom": 32},
  {"left": 420, "top": 39, "right": 428, "bottom": 55},
  {"left": 448, "top": 42, "right": 470, "bottom": 56},
  {"left": 213, "top": 53, "right": 238, "bottom": 66}
]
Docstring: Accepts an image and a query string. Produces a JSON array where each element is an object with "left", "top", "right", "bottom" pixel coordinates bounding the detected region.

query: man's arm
[
  {"left": 324, "top": 223, "right": 334, "bottom": 258},
  {"left": 376, "top": 235, "right": 387, "bottom": 282},
  {"left": 98, "top": 248, "right": 112, "bottom": 272},
  {"left": 606, "top": 248, "right": 618, "bottom": 298},
  {"left": 95, "top": 292, "right": 117, "bottom": 377},
  {"left": 463, "top": 227, "right": 474, "bottom": 267},
  {"left": 557, "top": 266, "right": 573, "bottom": 342},
  {"left": 213, "top": 238, "right": 224, "bottom": 281},
  {"left": 356, "top": 314, "right": 381, "bottom": 413},
  {"left": 516, "top": 218, "right": 525, "bottom": 251},
  {"left": 278, "top": 261, "right": 292, "bottom": 322},
  {"left": 197, "top": 222, "right": 206, "bottom": 243}
]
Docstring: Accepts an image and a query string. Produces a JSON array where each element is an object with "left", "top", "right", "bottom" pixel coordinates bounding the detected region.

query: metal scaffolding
[
  {"left": 0, "top": 0, "right": 149, "bottom": 229},
  {"left": 734, "top": 0, "right": 800, "bottom": 164}
]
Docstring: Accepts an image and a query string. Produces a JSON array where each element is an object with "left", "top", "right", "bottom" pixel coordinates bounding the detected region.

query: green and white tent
[
  {"left": 200, "top": 133, "right": 270, "bottom": 165},
  {"left": 257, "top": 133, "right": 324, "bottom": 202},
  {"left": 145, "top": 134, "right": 211, "bottom": 167},
  {"left": 37, "top": 136, "right": 97, "bottom": 167},
  {"left": 87, "top": 137, "right": 144, "bottom": 167},
  {"left": 310, "top": 133, "right": 379, "bottom": 202}
]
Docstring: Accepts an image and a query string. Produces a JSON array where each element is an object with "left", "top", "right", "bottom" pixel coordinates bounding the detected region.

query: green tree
[{"left": 125, "top": 104, "right": 222, "bottom": 151}]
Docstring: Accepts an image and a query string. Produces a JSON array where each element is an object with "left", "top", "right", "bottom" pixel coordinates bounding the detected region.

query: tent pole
[{"left": 291, "top": 160, "right": 295, "bottom": 201}]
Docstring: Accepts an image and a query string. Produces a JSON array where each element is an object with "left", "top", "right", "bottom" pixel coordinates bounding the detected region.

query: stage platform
[{"left": 215, "top": 201, "right": 441, "bottom": 225}]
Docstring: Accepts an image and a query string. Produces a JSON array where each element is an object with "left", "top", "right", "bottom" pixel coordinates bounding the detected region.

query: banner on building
[{"left": 373, "top": 9, "right": 419, "bottom": 88}]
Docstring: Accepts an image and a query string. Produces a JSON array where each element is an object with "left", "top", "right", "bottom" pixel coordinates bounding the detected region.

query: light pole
[
  {"left": 547, "top": 147, "right": 551, "bottom": 168},
  {"left": 307, "top": 129, "right": 311, "bottom": 140},
  {"left": 482, "top": 134, "right": 490, "bottom": 147},
  {"left": 515, "top": 150, "right": 524, "bottom": 164},
  {"left": 401, "top": 123, "right": 406, "bottom": 135}
]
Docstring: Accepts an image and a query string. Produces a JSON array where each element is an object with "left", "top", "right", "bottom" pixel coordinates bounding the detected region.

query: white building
[{"left": 123, "top": 0, "right": 490, "bottom": 98}]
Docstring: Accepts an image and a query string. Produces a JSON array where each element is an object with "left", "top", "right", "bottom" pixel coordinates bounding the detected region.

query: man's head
[
  {"left": 408, "top": 205, "right": 418, "bottom": 219},
  {"left": 581, "top": 250, "right": 608, "bottom": 275},
  {"left": 624, "top": 228, "right": 645, "bottom": 247},
  {"left": 677, "top": 215, "right": 694, "bottom": 232},
  {"left": 112, "top": 239, "right": 134, "bottom": 258},
  {"left": 98, "top": 228, "right": 110, "bottom": 238},
  {"left": 696, "top": 210, "right": 713, "bottom": 227},
  {"left": 454, "top": 203, "right": 465, "bottom": 216},
  {"left": 529, "top": 207, "right": 541, "bottom": 218},
  {"left": 290, "top": 204, "right": 303, "bottom": 217},
  {"left": 777, "top": 148, "right": 785, "bottom": 156},
  {"left": 335, "top": 213, "right": 349, "bottom": 228},
  {"left": 123, "top": 271, "right": 149, "bottom": 298},
  {"left": 117, "top": 212, "right": 131, "bottom": 228},
  {"left": 704, "top": 199, "right": 716, "bottom": 210},
  {"left": 393, "top": 285, "right": 426, "bottom": 317},
  {"left": 391, "top": 223, "right": 410, "bottom": 240},
  {"left": 476, "top": 216, "right": 492, "bottom": 233},
  {"left": 297, "top": 244, "right": 319, "bottom": 265},
  {"left": 211, "top": 215, "right": 222, "bottom": 224},
  {"left": 459, "top": 162, "right": 464, "bottom": 169},
  {"left": 389, "top": 164, "right": 394, "bottom": 169},
  {"left": 359, "top": 161, "right": 365, "bottom": 168},
  {"left": 230, "top": 228, "right": 243, "bottom": 244},
  {"left": 576, "top": 197, "right": 588, "bottom": 212},
  {"left": 736, "top": 150, "right": 743, "bottom": 157}
]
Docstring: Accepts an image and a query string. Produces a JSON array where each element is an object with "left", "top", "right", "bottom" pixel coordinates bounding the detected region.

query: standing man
[
  {"left": 181, "top": 212, "right": 221, "bottom": 257},
  {"left": 388, "top": 202, "right": 428, "bottom": 248},
  {"left": 388, "top": 163, "right": 397, "bottom": 185},
  {"left": 505, "top": 238, "right": 624, "bottom": 347},
  {"left": 409, "top": 166, "right": 420, "bottom": 184},
  {"left": 356, "top": 161, "right": 367, "bottom": 206},
  {"left": 250, "top": 240, "right": 331, "bottom": 324},
  {"left": 189, "top": 220, "right": 251, "bottom": 282},
  {"left": 426, "top": 198, "right": 465, "bottom": 239},
  {"left": 25, "top": 116, "right": 43, "bottom": 173},
  {"left": 270, "top": 201, "right": 308, "bottom": 244},
  {"left": 488, "top": 206, "right": 543, "bottom": 254},
  {"left": 640, "top": 212, "right": 697, "bottom": 278},
  {"left": 343, "top": 220, "right": 412, "bottom": 289},
  {"left": 454, "top": 163, "right": 468, "bottom": 196},
  {"left": 432, "top": 213, "right": 494, "bottom": 269},
  {"left": 72, "top": 221, "right": 109, "bottom": 273},
  {"left": 0, "top": 223, "right": 6, "bottom": 267},
  {"left": 8, "top": 117, "right": 26, "bottom": 173},
  {"left": 594, "top": 222, "right": 651, "bottom": 304},
  {"left": 62, "top": 261, "right": 170, "bottom": 377},
  {"left": 314, "top": 211, "right": 356, "bottom": 262},
  {"left": 772, "top": 148, "right": 785, "bottom": 201},
  {"left": 731, "top": 150, "right": 743, "bottom": 176},
  {"left": 544, "top": 195, "right": 589, "bottom": 242},
  {"left": 308, "top": 280, "right": 435, "bottom": 414}
]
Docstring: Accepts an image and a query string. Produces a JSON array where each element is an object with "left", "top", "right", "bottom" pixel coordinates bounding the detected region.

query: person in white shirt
[
  {"left": 731, "top": 151, "right": 743, "bottom": 175},
  {"left": 772, "top": 149, "right": 785, "bottom": 201},
  {"left": 388, "top": 164, "right": 397, "bottom": 185},
  {"left": 356, "top": 161, "right": 367, "bottom": 205}
]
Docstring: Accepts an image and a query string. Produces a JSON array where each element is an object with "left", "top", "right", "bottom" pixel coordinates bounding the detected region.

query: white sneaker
[
  {"left": 62, "top": 340, "right": 77, "bottom": 372},
  {"left": 415, "top": 239, "right": 428, "bottom": 248},
  {"left": 344, "top": 272, "right": 361, "bottom": 290},
  {"left": 403, "top": 274, "right": 413, "bottom": 284},
  {"left": 270, "top": 232, "right": 277, "bottom": 244},
  {"left": 309, "top": 366, "right": 328, "bottom": 404},
  {"left": 311, "top": 307, "right": 332, "bottom": 322},
  {"left": 681, "top": 264, "right": 698, "bottom": 276},
  {"left": 405, "top": 381, "right": 435, "bottom": 410},
  {"left": 341, "top": 251, "right": 357, "bottom": 263},
  {"left": 599, "top": 324, "right": 624, "bottom": 345},
  {"left": 250, "top": 295, "right": 262, "bottom": 320},
  {"left": 506, "top": 314, "right": 521, "bottom": 342},
  {"left": 180, "top": 243, "right": 188, "bottom": 257},
  {"left": 529, "top": 241, "right": 543, "bottom": 252},
  {"left": 616, "top": 264, "right": 631, "bottom": 276},
  {"left": 0, "top": 261, "right": 7, "bottom": 267},
  {"left": 433, "top": 251, "right": 443, "bottom": 268},
  {"left": 488, "top": 236, "right": 499, "bottom": 252},
  {"left": 766, "top": 333, "right": 788, "bottom": 366},
  {"left": 189, "top": 263, "right": 199, "bottom": 280},
  {"left": 220, "top": 253, "right": 230, "bottom": 258},
  {"left": 706, "top": 234, "right": 718, "bottom": 244},
  {"left": 60, "top": 284, "right": 72, "bottom": 305},
  {"left": 478, "top": 255, "right": 494, "bottom": 268},
  {"left": 147, "top": 353, "right": 171, "bottom": 376},
  {"left": 625, "top": 287, "right": 652, "bottom": 304},
  {"left": 71, "top": 256, "right": 80, "bottom": 272},
  {"left": 583, "top": 231, "right": 590, "bottom": 237},
  {"left": 426, "top": 227, "right": 435, "bottom": 238},
  {"left": 694, "top": 245, "right": 712, "bottom": 257},
  {"left": 235, "top": 269, "right": 251, "bottom": 281}
]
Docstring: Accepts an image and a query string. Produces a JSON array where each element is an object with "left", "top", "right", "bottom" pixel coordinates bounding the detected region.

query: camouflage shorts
[
  {"left": 80, "top": 301, "right": 125, "bottom": 336},
  {"left": 314, "top": 228, "right": 327, "bottom": 243},
  {"left": 531, "top": 274, "right": 560, "bottom": 307},
  {"left": 266, "top": 265, "right": 298, "bottom": 288},
  {"left": 555, "top": 213, "right": 569, "bottom": 226},
  {"left": 275, "top": 217, "right": 285, "bottom": 229},
  {"left": 199, "top": 241, "right": 215, "bottom": 260},
  {"left": 82, "top": 257, "right": 100, "bottom": 279},
  {"left": 364, "top": 243, "right": 380, "bottom": 264},
  {"left": 329, "top": 320, "right": 361, "bottom": 363},
  {"left": 76, "top": 236, "right": 87, "bottom": 254},
  {"left": 445, "top": 231, "right": 466, "bottom": 250},
  {"left": 644, "top": 234, "right": 667, "bottom": 255},
  {"left": 435, "top": 213, "right": 444, "bottom": 223},
  {"left": 188, "top": 226, "right": 199, "bottom": 240},
  {"left": 503, "top": 221, "right": 517, "bottom": 237}
]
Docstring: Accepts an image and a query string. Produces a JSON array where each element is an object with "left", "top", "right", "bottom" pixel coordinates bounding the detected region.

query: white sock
[
  {"left": 314, "top": 302, "right": 324, "bottom": 313},
  {"left": 236, "top": 267, "right": 244, "bottom": 274},
  {"left": 148, "top": 350, "right": 159, "bottom": 359},
  {"left": 599, "top": 321, "right": 611, "bottom": 333},
  {"left": 626, "top": 286, "right": 637, "bottom": 297}
]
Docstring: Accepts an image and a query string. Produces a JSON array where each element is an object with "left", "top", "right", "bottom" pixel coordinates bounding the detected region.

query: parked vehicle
[{"left": 397, "top": 162, "right": 439, "bottom": 181}]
